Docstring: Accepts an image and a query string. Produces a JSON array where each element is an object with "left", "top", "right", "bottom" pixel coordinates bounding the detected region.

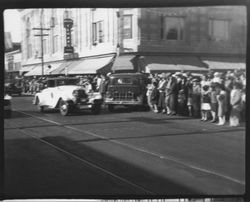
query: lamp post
[{"left": 33, "top": 9, "right": 50, "bottom": 76}]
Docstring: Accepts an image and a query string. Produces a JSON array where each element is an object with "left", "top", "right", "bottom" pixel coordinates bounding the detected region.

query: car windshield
[{"left": 111, "top": 77, "right": 139, "bottom": 85}]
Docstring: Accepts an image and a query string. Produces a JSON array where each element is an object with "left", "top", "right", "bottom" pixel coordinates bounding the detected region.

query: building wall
[
  {"left": 119, "top": 6, "right": 246, "bottom": 56},
  {"left": 20, "top": 8, "right": 118, "bottom": 67}
]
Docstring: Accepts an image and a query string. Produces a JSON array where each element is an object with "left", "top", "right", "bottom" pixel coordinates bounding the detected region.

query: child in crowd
[{"left": 201, "top": 85, "right": 211, "bottom": 121}]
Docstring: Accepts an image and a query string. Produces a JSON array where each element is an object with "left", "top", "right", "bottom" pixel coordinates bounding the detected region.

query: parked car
[
  {"left": 4, "top": 94, "right": 12, "bottom": 118},
  {"left": 104, "top": 72, "right": 149, "bottom": 111},
  {"left": 33, "top": 77, "right": 103, "bottom": 116},
  {"left": 4, "top": 83, "right": 22, "bottom": 96}
]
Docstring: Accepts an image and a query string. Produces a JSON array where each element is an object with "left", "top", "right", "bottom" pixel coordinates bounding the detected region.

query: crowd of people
[
  {"left": 19, "top": 74, "right": 109, "bottom": 95},
  {"left": 146, "top": 70, "right": 246, "bottom": 127},
  {"left": 17, "top": 69, "right": 245, "bottom": 127}
]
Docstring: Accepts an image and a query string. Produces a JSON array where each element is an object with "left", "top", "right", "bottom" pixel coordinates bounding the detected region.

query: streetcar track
[
  {"left": 7, "top": 119, "right": 155, "bottom": 195},
  {"left": 12, "top": 109, "right": 245, "bottom": 186}
]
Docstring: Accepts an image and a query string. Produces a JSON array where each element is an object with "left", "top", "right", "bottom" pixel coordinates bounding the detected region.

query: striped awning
[
  {"left": 145, "top": 56, "right": 208, "bottom": 73},
  {"left": 51, "top": 55, "right": 114, "bottom": 75},
  {"left": 201, "top": 57, "right": 246, "bottom": 70},
  {"left": 24, "top": 63, "right": 62, "bottom": 76}
]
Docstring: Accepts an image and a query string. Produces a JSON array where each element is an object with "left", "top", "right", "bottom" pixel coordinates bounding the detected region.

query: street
[{"left": 4, "top": 95, "right": 245, "bottom": 199}]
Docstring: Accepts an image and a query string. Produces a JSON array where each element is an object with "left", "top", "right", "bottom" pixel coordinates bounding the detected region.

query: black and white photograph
[{"left": 2, "top": 3, "right": 247, "bottom": 202}]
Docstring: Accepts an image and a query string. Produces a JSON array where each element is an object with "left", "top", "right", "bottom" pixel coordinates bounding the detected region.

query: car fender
[{"left": 51, "top": 93, "right": 72, "bottom": 108}]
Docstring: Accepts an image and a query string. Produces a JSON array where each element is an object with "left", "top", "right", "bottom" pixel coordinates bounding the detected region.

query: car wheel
[
  {"left": 108, "top": 104, "right": 114, "bottom": 112},
  {"left": 36, "top": 98, "right": 44, "bottom": 112},
  {"left": 59, "top": 100, "right": 70, "bottom": 116},
  {"left": 5, "top": 110, "right": 12, "bottom": 118},
  {"left": 91, "top": 104, "right": 101, "bottom": 115}
]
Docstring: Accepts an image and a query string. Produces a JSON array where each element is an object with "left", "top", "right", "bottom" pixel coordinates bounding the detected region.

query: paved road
[{"left": 4, "top": 95, "right": 245, "bottom": 199}]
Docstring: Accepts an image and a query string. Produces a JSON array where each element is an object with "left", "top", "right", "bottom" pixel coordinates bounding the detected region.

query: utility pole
[{"left": 33, "top": 9, "right": 50, "bottom": 76}]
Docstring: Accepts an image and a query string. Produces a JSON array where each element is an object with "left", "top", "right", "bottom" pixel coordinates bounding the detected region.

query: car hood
[
  {"left": 56, "top": 85, "right": 84, "bottom": 92},
  {"left": 4, "top": 94, "right": 12, "bottom": 100}
]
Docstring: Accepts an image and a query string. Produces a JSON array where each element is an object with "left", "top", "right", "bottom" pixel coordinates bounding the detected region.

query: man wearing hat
[{"left": 157, "top": 73, "right": 168, "bottom": 113}]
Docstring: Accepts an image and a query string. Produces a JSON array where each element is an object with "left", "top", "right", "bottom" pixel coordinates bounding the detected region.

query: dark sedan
[{"left": 4, "top": 83, "right": 22, "bottom": 96}]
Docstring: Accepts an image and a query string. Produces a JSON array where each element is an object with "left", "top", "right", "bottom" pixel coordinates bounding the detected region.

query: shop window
[
  {"left": 52, "top": 35, "right": 59, "bottom": 53},
  {"left": 209, "top": 19, "right": 229, "bottom": 41},
  {"left": 92, "top": 21, "right": 104, "bottom": 45},
  {"left": 123, "top": 15, "right": 132, "bottom": 39}
]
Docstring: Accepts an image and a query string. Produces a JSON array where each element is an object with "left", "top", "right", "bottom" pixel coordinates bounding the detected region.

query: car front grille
[
  {"left": 113, "top": 91, "right": 134, "bottom": 101},
  {"left": 4, "top": 100, "right": 11, "bottom": 106}
]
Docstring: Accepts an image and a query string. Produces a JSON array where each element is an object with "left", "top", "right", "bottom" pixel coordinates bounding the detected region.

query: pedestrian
[
  {"left": 157, "top": 73, "right": 168, "bottom": 113},
  {"left": 209, "top": 83, "right": 219, "bottom": 123},
  {"left": 146, "top": 79, "right": 154, "bottom": 111},
  {"left": 99, "top": 74, "right": 108, "bottom": 100},
  {"left": 191, "top": 78, "right": 201, "bottom": 118},
  {"left": 216, "top": 83, "right": 228, "bottom": 125},
  {"left": 167, "top": 74, "right": 179, "bottom": 116},
  {"left": 177, "top": 74, "right": 188, "bottom": 116},
  {"left": 200, "top": 85, "right": 211, "bottom": 121},
  {"left": 186, "top": 76, "right": 193, "bottom": 117},
  {"left": 229, "top": 82, "right": 243, "bottom": 127},
  {"left": 150, "top": 81, "right": 159, "bottom": 113}
]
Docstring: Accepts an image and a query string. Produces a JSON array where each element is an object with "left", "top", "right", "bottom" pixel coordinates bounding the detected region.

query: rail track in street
[{"left": 11, "top": 109, "right": 245, "bottom": 187}]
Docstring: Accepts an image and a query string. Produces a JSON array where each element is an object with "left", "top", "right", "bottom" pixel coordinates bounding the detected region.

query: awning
[
  {"left": 25, "top": 63, "right": 62, "bottom": 76},
  {"left": 201, "top": 57, "right": 246, "bottom": 70},
  {"left": 51, "top": 56, "right": 114, "bottom": 75},
  {"left": 145, "top": 56, "right": 208, "bottom": 73},
  {"left": 69, "top": 56, "right": 114, "bottom": 74},
  {"left": 112, "top": 55, "right": 135, "bottom": 71},
  {"left": 19, "top": 65, "right": 36, "bottom": 73}
]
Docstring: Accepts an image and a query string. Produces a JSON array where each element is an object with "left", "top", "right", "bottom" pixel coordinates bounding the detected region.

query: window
[
  {"left": 43, "top": 39, "right": 47, "bottom": 55},
  {"left": 209, "top": 19, "right": 229, "bottom": 41},
  {"left": 92, "top": 21, "right": 104, "bottom": 45},
  {"left": 52, "top": 35, "right": 59, "bottom": 53},
  {"left": 26, "top": 18, "right": 31, "bottom": 38},
  {"left": 27, "top": 44, "right": 32, "bottom": 59},
  {"left": 163, "top": 17, "right": 184, "bottom": 40},
  {"left": 123, "top": 15, "right": 132, "bottom": 39}
]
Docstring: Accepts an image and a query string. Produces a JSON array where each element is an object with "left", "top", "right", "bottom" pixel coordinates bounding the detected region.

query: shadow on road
[{"left": 5, "top": 135, "right": 206, "bottom": 199}]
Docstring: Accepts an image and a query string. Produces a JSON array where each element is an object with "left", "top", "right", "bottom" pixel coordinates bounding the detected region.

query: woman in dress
[
  {"left": 229, "top": 82, "right": 242, "bottom": 127},
  {"left": 201, "top": 85, "right": 211, "bottom": 121},
  {"left": 216, "top": 84, "right": 228, "bottom": 125}
]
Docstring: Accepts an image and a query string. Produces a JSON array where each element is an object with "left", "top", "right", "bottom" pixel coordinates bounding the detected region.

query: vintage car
[
  {"left": 33, "top": 77, "right": 103, "bottom": 116},
  {"left": 4, "top": 94, "right": 12, "bottom": 118},
  {"left": 104, "top": 72, "right": 149, "bottom": 111},
  {"left": 4, "top": 83, "right": 22, "bottom": 96}
]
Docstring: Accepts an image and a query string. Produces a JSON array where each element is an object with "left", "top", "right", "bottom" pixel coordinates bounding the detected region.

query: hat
[
  {"left": 182, "top": 73, "right": 188, "bottom": 78},
  {"left": 192, "top": 78, "right": 199, "bottom": 82},
  {"left": 174, "top": 72, "right": 182, "bottom": 77},
  {"left": 214, "top": 72, "right": 220, "bottom": 77},
  {"left": 160, "top": 73, "right": 166, "bottom": 78}
]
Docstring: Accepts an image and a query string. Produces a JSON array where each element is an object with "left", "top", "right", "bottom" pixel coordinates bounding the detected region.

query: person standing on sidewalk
[
  {"left": 151, "top": 81, "right": 159, "bottom": 113},
  {"left": 157, "top": 73, "right": 168, "bottom": 113},
  {"left": 229, "top": 82, "right": 243, "bottom": 127},
  {"left": 216, "top": 83, "right": 228, "bottom": 125}
]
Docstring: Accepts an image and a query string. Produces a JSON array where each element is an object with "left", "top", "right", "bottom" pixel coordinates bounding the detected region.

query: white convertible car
[{"left": 33, "top": 77, "right": 103, "bottom": 116}]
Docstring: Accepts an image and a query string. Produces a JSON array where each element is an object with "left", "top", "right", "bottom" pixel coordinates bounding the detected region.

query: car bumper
[
  {"left": 105, "top": 100, "right": 143, "bottom": 105},
  {"left": 75, "top": 103, "right": 93, "bottom": 109},
  {"left": 4, "top": 105, "right": 12, "bottom": 111}
]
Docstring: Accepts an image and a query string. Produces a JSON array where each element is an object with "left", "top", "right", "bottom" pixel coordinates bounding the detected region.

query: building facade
[{"left": 19, "top": 6, "right": 246, "bottom": 76}]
